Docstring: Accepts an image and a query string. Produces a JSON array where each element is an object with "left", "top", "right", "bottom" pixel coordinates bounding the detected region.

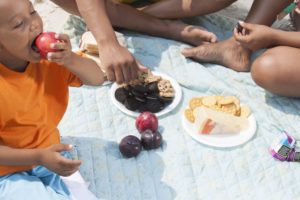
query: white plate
[
  {"left": 110, "top": 71, "right": 182, "bottom": 118},
  {"left": 181, "top": 108, "right": 257, "bottom": 148}
]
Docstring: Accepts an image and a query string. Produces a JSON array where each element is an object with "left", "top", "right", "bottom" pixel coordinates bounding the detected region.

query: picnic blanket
[{"left": 59, "top": 14, "right": 300, "bottom": 200}]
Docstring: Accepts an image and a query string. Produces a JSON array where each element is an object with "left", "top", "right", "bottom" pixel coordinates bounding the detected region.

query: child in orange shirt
[{"left": 0, "top": 0, "right": 105, "bottom": 199}]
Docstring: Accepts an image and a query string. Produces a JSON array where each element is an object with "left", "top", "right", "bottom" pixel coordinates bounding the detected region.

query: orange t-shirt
[{"left": 0, "top": 60, "right": 82, "bottom": 176}]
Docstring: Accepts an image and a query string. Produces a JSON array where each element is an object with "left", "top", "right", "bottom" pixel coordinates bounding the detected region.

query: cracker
[
  {"left": 202, "top": 96, "right": 217, "bottom": 107},
  {"left": 221, "top": 103, "right": 237, "bottom": 116},
  {"left": 184, "top": 108, "right": 195, "bottom": 123},
  {"left": 159, "top": 91, "right": 174, "bottom": 98},
  {"left": 186, "top": 95, "right": 251, "bottom": 118},
  {"left": 240, "top": 106, "right": 251, "bottom": 118},
  {"left": 189, "top": 97, "right": 203, "bottom": 110},
  {"left": 158, "top": 80, "right": 173, "bottom": 92},
  {"left": 218, "top": 96, "right": 236, "bottom": 105}
]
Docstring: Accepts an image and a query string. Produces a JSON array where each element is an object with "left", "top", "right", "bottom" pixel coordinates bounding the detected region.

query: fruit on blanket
[
  {"left": 35, "top": 32, "right": 60, "bottom": 59},
  {"left": 141, "top": 130, "right": 162, "bottom": 150},
  {"left": 136, "top": 112, "right": 158, "bottom": 133},
  {"left": 119, "top": 135, "right": 142, "bottom": 158}
]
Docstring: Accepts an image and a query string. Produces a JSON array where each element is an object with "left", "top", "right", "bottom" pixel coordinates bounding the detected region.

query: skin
[
  {"left": 0, "top": 0, "right": 105, "bottom": 176},
  {"left": 142, "top": 0, "right": 300, "bottom": 97},
  {"left": 181, "top": 0, "right": 294, "bottom": 72},
  {"left": 141, "top": 0, "right": 237, "bottom": 19},
  {"left": 50, "top": 0, "right": 217, "bottom": 84},
  {"left": 140, "top": 0, "right": 290, "bottom": 72},
  {"left": 294, "top": 3, "right": 300, "bottom": 31},
  {"left": 233, "top": 21, "right": 300, "bottom": 97}
]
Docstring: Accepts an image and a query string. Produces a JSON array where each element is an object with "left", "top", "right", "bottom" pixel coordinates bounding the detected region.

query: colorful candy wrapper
[{"left": 270, "top": 131, "right": 296, "bottom": 161}]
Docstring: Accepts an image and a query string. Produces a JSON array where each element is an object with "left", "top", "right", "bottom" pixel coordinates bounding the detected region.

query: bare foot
[
  {"left": 167, "top": 20, "right": 217, "bottom": 46},
  {"left": 181, "top": 37, "right": 251, "bottom": 72}
]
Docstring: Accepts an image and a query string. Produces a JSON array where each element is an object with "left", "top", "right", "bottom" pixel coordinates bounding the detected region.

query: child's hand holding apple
[{"left": 35, "top": 32, "right": 73, "bottom": 66}]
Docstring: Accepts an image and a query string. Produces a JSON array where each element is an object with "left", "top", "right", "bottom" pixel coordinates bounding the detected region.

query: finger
[
  {"left": 130, "top": 64, "right": 137, "bottom": 80},
  {"left": 121, "top": 65, "right": 131, "bottom": 82},
  {"left": 234, "top": 34, "right": 248, "bottom": 44},
  {"left": 114, "top": 66, "right": 124, "bottom": 84},
  {"left": 239, "top": 21, "right": 252, "bottom": 32},
  {"left": 242, "top": 27, "right": 247, "bottom": 36},
  {"left": 129, "top": 62, "right": 138, "bottom": 81},
  {"left": 181, "top": 46, "right": 207, "bottom": 62},
  {"left": 55, "top": 33, "right": 70, "bottom": 44},
  {"left": 127, "top": 65, "right": 134, "bottom": 82},
  {"left": 233, "top": 26, "right": 248, "bottom": 43},
  {"left": 60, "top": 168, "right": 79, "bottom": 177},
  {"left": 233, "top": 27, "right": 239, "bottom": 38},
  {"left": 50, "top": 42, "right": 68, "bottom": 51},
  {"left": 106, "top": 68, "right": 116, "bottom": 82},
  {"left": 130, "top": 60, "right": 141, "bottom": 80},
  {"left": 60, "top": 157, "right": 82, "bottom": 169},
  {"left": 181, "top": 47, "right": 198, "bottom": 58},
  {"left": 296, "top": 7, "right": 300, "bottom": 15},
  {"left": 136, "top": 61, "right": 148, "bottom": 73},
  {"left": 47, "top": 52, "right": 64, "bottom": 61},
  {"left": 52, "top": 144, "right": 73, "bottom": 152},
  {"left": 209, "top": 33, "right": 218, "bottom": 43}
]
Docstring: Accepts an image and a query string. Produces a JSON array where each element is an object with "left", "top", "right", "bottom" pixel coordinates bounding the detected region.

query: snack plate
[
  {"left": 181, "top": 108, "right": 257, "bottom": 148},
  {"left": 110, "top": 71, "right": 182, "bottom": 118}
]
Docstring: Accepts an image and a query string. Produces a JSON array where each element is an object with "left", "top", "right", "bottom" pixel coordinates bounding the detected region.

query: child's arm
[
  {"left": 48, "top": 34, "right": 106, "bottom": 86},
  {"left": 233, "top": 21, "right": 300, "bottom": 51},
  {"left": 0, "top": 143, "right": 81, "bottom": 176},
  {"left": 272, "top": 30, "right": 300, "bottom": 48},
  {"left": 0, "top": 144, "right": 41, "bottom": 166}
]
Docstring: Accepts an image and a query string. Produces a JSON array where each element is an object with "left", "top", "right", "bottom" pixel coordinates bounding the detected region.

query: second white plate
[{"left": 181, "top": 108, "right": 257, "bottom": 148}]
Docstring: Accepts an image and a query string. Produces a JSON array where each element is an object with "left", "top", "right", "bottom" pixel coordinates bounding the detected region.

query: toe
[{"left": 181, "top": 47, "right": 199, "bottom": 58}]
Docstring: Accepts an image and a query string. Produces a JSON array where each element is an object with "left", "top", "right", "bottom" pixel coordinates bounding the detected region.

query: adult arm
[{"left": 74, "top": 0, "right": 141, "bottom": 83}]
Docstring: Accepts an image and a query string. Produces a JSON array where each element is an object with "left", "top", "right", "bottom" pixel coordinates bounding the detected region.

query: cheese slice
[{"left": 193, "top": 106, "right": 249, "bottom": 135}]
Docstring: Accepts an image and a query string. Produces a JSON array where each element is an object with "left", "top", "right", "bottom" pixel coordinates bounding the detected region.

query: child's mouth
[{"left": 31, "top": 36, "right": 40, "bottom": 54}]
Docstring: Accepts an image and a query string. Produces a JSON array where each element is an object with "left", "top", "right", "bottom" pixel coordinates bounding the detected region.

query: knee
[{"left": 251, "top": 52, "right": 278, "bottom": 88}]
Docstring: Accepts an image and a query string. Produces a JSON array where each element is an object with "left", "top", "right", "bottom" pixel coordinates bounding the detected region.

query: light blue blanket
[{"left": 59, "top": 14, "right": 300, "bottom": 200}]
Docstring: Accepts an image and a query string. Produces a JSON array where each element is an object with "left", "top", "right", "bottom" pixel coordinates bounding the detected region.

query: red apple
[
  {"left": 135, "top": 112, "right": 158, "bottom": 133},
  {"left": 35, "top": 32, "right": 60, "bottom": 59}
]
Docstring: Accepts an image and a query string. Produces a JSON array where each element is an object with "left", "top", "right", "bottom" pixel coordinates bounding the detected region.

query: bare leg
[
  {"left": 50, "top": 0, "right": 217, "bottom": 46},
  {"left": 293, "top": 9, "right": 300, "bottom": 31},
  {"left": 182, "top": 0, "right": 293, "bottom": 72},
  {"left": 141, "top": 0, "right": 236, "bottom": 19},
  {"left": 251, "top": 46, "right": 300, "bottom": 97}
]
